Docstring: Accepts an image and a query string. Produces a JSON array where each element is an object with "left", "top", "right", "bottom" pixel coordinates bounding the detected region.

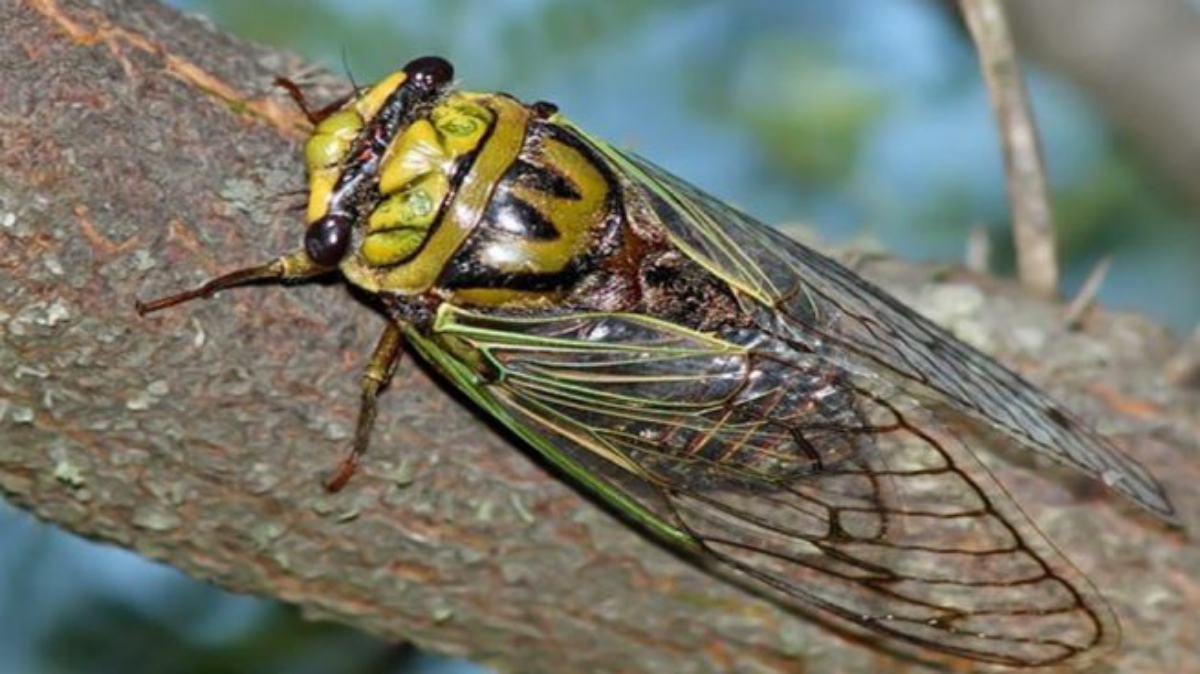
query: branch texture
[{"left": 1, "top": 1, "right": 1197, "bottom": 672}]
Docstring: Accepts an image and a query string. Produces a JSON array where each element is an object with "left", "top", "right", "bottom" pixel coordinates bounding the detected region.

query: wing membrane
[
  {"left": 419, "top": 306, "right": 1116, "bottom": 667},
  {"left": 593, "top": 143, "right": 1174, "bottom": 522}
]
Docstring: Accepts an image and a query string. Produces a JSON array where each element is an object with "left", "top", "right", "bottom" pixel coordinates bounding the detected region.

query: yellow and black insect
[{"left": 138, "top": 56, "right": 1176, "bottom": 668}]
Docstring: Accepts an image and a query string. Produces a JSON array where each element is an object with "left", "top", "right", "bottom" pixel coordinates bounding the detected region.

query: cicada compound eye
[
  {"left": 304, "top": 214, "right": 352, "bottom": 266},
  {"left": 404, "top": 55, "right": 454, "bottom": 91}
]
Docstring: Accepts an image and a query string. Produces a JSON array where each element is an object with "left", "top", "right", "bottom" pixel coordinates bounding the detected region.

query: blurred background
[{"left": 3, "top": 1, "right": 1199, "bottom": 672}]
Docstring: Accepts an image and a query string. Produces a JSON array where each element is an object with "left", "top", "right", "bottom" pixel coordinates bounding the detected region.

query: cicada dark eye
[
  {"left": 304, "top": 215, "right": 351, "bottom": 266},
  {"left": 404, "top": 55, "right": 454, "bottom": 91},
  {"left": 531, "top": 100, "right": 559, "bottom": 120}
]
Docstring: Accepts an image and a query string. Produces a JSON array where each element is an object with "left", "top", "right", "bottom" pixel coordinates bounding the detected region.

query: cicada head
[
  {"left": 300, "top": 56, "right": 463, "bottom": 281},
  {"left": 138, "top": 55, "right": 619, "bottom": 317},
  {"left": 301, "top": 56, "right": 619, "bottom": 309}
]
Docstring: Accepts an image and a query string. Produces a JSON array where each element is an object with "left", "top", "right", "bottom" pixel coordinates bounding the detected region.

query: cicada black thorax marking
[{"left": 436, "top": 121, "right": 625, "bottom": 306}]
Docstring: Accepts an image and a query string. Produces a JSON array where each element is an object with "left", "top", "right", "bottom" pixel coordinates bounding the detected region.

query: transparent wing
[
  {"left": 591, "top": 144, "right": 1174, "bottom": 522},
  {"left": 416, "top": 307, "right": 1117, "bottom": 668}
]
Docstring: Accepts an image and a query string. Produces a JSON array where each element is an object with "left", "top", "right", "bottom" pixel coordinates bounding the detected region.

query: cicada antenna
[{"left": 340, "top": 46, "right": 361, "bottom": 95}]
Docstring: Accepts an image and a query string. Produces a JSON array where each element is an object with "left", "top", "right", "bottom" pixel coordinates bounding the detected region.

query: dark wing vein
[
  {"left": 613, "top": 149, "right": 1175, "bottom": 522},
  {"left": 433, "top": 308, "right": 1117, "bottom": 668}
]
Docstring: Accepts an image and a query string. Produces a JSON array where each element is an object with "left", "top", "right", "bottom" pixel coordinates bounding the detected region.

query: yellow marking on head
[
  {"left": 304, "top": 110, "right": 363, "bottom": 170},
  {"left": 355, "top": 71, "right": 408, "bottom": 119},
  {"left": 369, "top": 172, "right": 449, "bottom": 232},
  {"left": 306, "top": 168, "right": 338, "bottom": 223},
  {"left": 378, "top": 120, "right": 446, "bottom": 195},
  {"left": 377, "top": 96, "right": 496, "bottom": 197},
  {"left": 432, "top": 99, "right": 492, "bottom": 155},
  {"left": 303, "top": 109, "right": 366, "bottom": 223}
]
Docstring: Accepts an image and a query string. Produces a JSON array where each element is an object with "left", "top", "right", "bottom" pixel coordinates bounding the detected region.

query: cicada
[{"left": 138, "top": 56, "right": 1175, "bottom": 668}]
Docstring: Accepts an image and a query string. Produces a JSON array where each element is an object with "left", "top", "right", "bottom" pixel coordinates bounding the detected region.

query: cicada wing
[
  {"left": 419, "top": 307, "right": 1117, "bottom": 668},
  {"left": 664, "top": 406, "right": 1118, "bottom": 669},
  {"left": 587, "top": 141, "right": 1174, "bottom": 522}
]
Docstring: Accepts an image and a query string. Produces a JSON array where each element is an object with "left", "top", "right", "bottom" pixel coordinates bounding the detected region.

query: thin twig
[
  {"left": 1063, "top": 257, "right": 1112, "bottom": 329},
  {"left": 965, "top": 224, "right": 992, "bottom": 273},
  {"left": 960, "top": 0, "right": 1059, "bottom": 296}
]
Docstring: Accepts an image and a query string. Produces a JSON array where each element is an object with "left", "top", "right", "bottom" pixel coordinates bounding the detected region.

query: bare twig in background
[
  {"left": 964, "top": 224, "right": 992, "bottom": 273},
  {"left": 1063, "top": 257, "right": 1113, "bottom": 329},
  {"left": 960, "top": 0, "right": 1059, "bottom": 296}
]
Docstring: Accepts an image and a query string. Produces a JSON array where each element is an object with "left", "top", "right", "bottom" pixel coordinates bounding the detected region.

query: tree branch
[
  {"left": 960, "top": 0, "right": 1059, "bottom": 296},
  {"left": 1, "top": 1, "right": 1197, "bottom": 671}
]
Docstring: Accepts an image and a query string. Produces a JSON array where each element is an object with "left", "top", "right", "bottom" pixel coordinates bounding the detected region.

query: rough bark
[{"left": 1, "top": 1, "right": 1197, "bottom": 672}]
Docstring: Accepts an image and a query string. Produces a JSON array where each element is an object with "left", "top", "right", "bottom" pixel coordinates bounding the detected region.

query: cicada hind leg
[{"left": 137, "top": 250, "right": 405, "bottom": 491}]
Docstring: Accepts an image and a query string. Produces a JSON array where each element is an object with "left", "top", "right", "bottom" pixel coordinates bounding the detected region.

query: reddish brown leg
[
  {"left": 273, "top": 76, "right": 355, "bottom": 125},
  {"left": 325, "top": 322, "right": 405, "bottom": 492}
]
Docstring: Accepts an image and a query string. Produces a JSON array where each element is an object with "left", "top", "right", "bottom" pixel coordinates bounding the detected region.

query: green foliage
[
  {"left": 737, "top": 46, "right": 889, "bottom": 185},
  {"left": 1053, "top": 145, "right": 1181, "bottom": 256}
]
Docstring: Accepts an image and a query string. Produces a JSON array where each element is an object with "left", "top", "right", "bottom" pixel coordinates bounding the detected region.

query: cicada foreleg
[{"left": 324, "top": 322, "right": 405, "bottom": 492}]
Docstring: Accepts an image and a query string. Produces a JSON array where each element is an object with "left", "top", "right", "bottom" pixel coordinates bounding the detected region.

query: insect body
[{"left": 138, "top": 56, "right": 1176, "bottom": 668}]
